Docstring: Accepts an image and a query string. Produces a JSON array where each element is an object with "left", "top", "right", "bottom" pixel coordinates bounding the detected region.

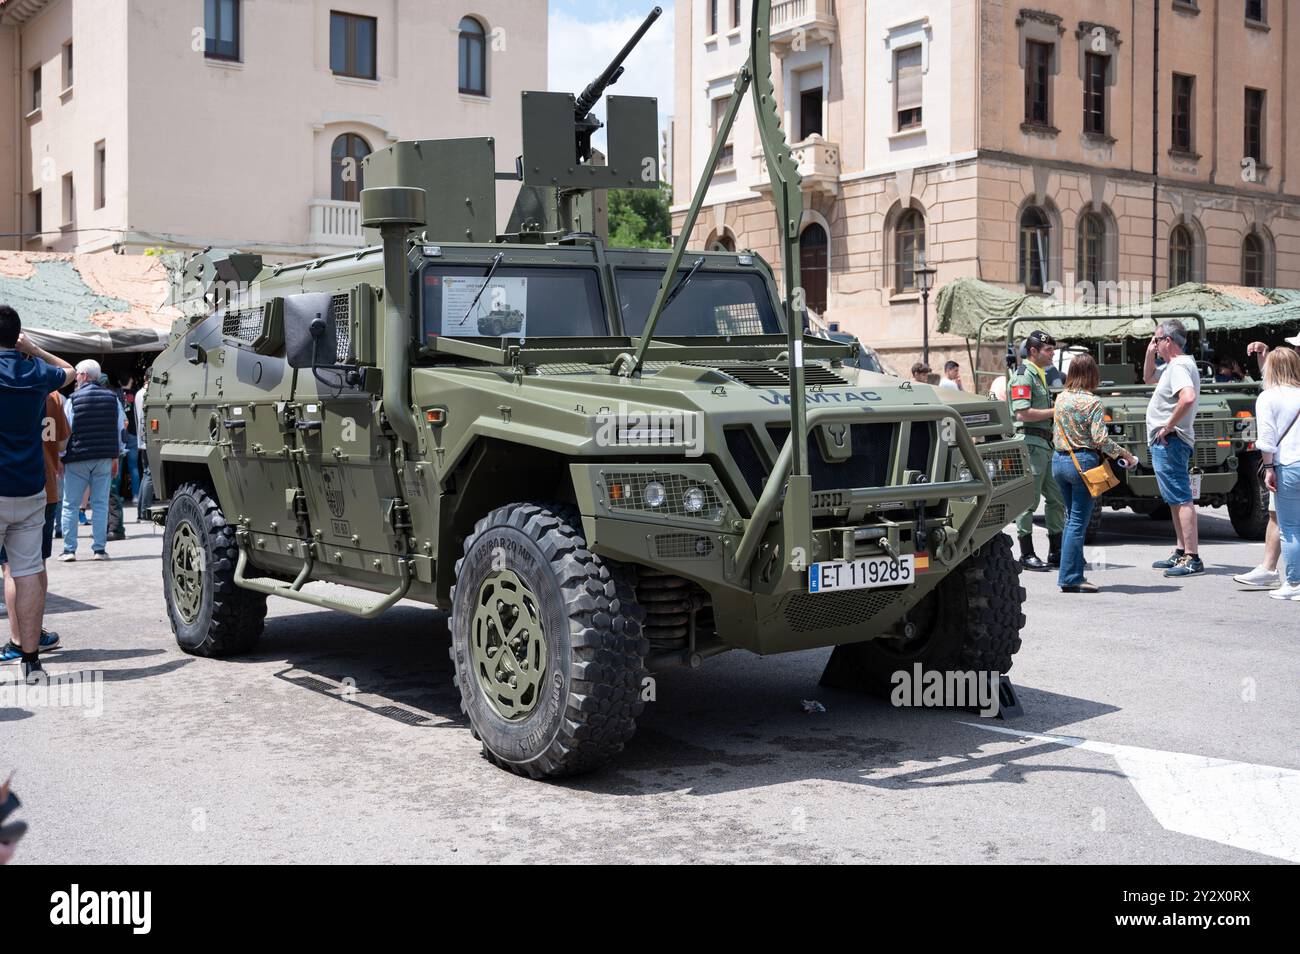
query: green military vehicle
[
  {"left": 477, "top": 307, "right": 524, "bottom": 337},
  {"left": 976, "top": 314, "right": 1267, "bottom": 542},
  {"left": 145, "top": 2, "right": 1034, "bottom": 778}
]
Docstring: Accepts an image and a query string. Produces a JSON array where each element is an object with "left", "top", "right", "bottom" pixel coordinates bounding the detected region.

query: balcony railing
[
  {"left": 308, "top": 198, "right": 363, "bottom": 248},
  {"left": 770, "top": 0, "right": 837, "bottom": 50},
  {"left": 751, "top": 135, "right": 840, "bottom": 198}
]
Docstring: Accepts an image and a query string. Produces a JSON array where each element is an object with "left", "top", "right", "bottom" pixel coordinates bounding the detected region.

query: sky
[{"left": 548, "top": 0, "right": 675, "bottom": 152}]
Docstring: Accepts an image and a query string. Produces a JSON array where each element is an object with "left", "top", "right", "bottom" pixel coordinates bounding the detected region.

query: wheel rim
[
  {"left": 471, "top": 568, "right": 547, "bottom": 721},
  {"left": 170, "top": 519, "right": 205, "bottom": 625}
]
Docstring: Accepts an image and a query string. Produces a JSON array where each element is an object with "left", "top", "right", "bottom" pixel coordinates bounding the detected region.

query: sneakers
[
  {"left": 1268, "top": 583, "right": 1300, "bottom": 601},
  {"left": 1152, "top": 549, "right": 1185, "bottom": 569},
  {"left": 92, "top": 550, "right": 110, "bottom": 561},
  {"left": 1235, "top": 565, "right": 1281, "bottom": 589},
  {"left": 58, "top": 552, "right": 75, "bottom": 562},
  {"left": 38, "top": 630, "right": 60, "bottom": 652},
  {"left": 0, "top": 642, "right": 20, "bottom": 663},
  {"left": 1164, "top": 555, "right": 1205, "bottom": 577},
  {"left": 1, "top": 632, "right": 61, "bottom": 662}
]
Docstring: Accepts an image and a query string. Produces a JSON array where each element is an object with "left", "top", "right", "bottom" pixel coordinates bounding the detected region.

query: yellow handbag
[{"left": 1057, "top": 423, "right": 1120, "bottom": 498}]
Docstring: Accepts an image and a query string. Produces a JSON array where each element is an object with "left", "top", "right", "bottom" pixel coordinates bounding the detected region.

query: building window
[
  {"left": 1024, "top": 40, "right": 1052, "bottom": 125},
  {"left": 1246, "top": 1, "right": 1265, "bottom": 24},
  {"left": 1077, "top": 212, "right": 1105, "bottom": 287},
  {"left": 732, "top": 0, "right": 741, "bottom": 29},
  {"left": 458, "top": 17, "right": 486, "bottom": 95},
  {"left": 94, "top": 141, "right": 106, "bottom": 210},
  {"left": 1169, "top": 225, "right": 1194, "bottom": 286},
  {"left": 205, "top": 0, "right": 240, "bottom": 61},
  {"left": 1019, "top": 207, "right": 1051, "bottom": 291},
  {"left": 1083, "top": 53, "right": 1108, "bottom": 135},
  {"left": 61, "top": 173, "right": 74, "bottom": 228},
  {"left": 709, "top": 232, "right": 735, "bottom": 252},
  {"left": 1244, "top": 88, "right": 1265, "bottom": 163},
  {"left": 330, "top": 133, "right": 371, "bottom": 202},
  {"left": 711, "top": 96, "right": 734, "bottom": 170},
  {"left": 29, "top": 66, "right": 41, "bottom": 113},
  {"left": 29, "top": 190, "right": 41, "bottom": 240},
  {"left": 330, "top": 11, "right": 377, "bottom": 80},
  {"left": 1171, "top": 74, "right": 1195, "bottom": 152},
  {"left": 709, "top": 0, "right": 718, "bottom": 35},
  {"left": 62, "top": 41, "right": 73, "bottom": 90},
  {"left": 894, "top": 46, "right": 923, "bottom": 131},
  {"left": 801, "top": 224, "right": 828, "bottom": 315},
  {"left": 894, "top": 209, "right": 925, "bottom": 292},
  {"left": 799, "top": 83, "right": 824, "bottom": 141},
  {"left": 1242, "top": 233, "right": 1265, "bottom": 286}
]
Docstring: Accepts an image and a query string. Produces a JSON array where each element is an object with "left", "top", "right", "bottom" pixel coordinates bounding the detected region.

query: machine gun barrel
[{"left": 573, "top": 6, "right": 662, "bottom": 119}]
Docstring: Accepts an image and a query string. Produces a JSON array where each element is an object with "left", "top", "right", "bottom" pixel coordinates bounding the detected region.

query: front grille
[
  {"left": 222, "top": 307, "right": 262, "bottom": 342},
  {"left": 768, "top": 422, "right": 894, "bottom": 492},
  {"left": 331, "top": 293, "right": 351, "bottom": 362},
  {"left": 604, "top": 472, "right": 723, "bottom": 520},
  {"left": 982, "top": 449, "right": 1027, "bottom": 484},
  {"left": 977, "top": 504, "right": 1008, "bottom": 529},
  {"left": 725, "top": 427, "right": 767, "bottom": 499},
  {"left": 781, "top": 588, "right": 903, "bottom": 633},
  {"left": 654, "top": 533, "right": 715, "bottom": 560}
]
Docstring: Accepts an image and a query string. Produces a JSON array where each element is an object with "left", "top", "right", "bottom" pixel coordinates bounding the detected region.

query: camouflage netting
[{"left": 936, "top": 278, "right": 1300, "bottom": 343}]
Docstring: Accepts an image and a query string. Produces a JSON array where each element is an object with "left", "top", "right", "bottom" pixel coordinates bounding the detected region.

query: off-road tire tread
[
  {"left": 954, "top": 533, "right": 1026, "bottom": 674},
  {"left": 449, "top": 502, "right": 648, "bottom": 779},
  {"left": 165, "top": 482, "right": 267, "bottom": 657}
]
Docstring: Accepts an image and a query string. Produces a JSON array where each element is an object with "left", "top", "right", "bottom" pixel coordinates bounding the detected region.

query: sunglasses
[{"left": 1153, "top": 336, "right": 1170, "bottom": 343}]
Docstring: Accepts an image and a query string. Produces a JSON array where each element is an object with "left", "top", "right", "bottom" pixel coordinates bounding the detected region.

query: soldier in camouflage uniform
[{"left": 1010, "top": 330, "right": 1065, "bottom": 570}]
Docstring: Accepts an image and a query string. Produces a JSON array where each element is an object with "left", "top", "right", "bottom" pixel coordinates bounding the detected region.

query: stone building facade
[{"left": 671, "top": 0, "right": 1300, "bottom": 372}]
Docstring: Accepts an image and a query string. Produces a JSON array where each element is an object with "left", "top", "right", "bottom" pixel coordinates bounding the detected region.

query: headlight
[
  {"left": 644, "top": 481, "right": 667, "bottom": 508},
  {"left": 984, "top": 459, "right": 998, "bottom": 479},
  {"left": 682, "top": 486, "right": 706, "bottom": 513},
  {"left": 956, "top": 465, "right": 973, "bottom": 483}
]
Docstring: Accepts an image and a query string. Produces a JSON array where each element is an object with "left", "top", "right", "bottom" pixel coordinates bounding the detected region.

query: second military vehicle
[{"left": 146, "top": 2, "right": 1034, "bottom": 778}]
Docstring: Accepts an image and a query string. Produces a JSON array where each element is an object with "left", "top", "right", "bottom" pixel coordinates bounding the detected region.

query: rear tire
[
  {"left": 162, "top": 482, "right": 267, "bottom": 657},
  {"left": 449, "top": 502, "right": 648, "bottom": 778},
  {"left": 1228, "top": 454, "right": 1270, "bottom": 540},
  {"left": 820, "top": 533, "right": 1026, "bottom": 696}
]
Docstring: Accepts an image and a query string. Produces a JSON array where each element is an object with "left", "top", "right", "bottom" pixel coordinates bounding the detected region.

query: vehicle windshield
[
  {"left": 616, "top": 268, "right": 783, "bottom": 337},
  {"left": 420, "top": 264, "right": 608, "bottom": 342}
]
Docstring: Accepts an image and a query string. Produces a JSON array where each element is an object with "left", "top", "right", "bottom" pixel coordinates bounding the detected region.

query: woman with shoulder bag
[
  {"left": 1257, "top": 347, "right": 1300, "bottom": 601},
  {"left": 1052, "top": 354, "right": 1139, "bottom": 593}
]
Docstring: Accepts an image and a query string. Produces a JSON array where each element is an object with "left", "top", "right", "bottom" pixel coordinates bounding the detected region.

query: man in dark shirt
[{"left": 0, "top": 306, "right": 75, "bottom": 680}]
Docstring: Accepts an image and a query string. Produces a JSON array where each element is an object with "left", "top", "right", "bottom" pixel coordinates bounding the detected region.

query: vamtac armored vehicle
[{"left": 146, "top": 2, "right": 1034, "bottom": 778}]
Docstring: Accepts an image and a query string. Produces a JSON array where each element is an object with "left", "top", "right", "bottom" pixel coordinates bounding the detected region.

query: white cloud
[{"left": 548, "top": 3, "right": 675, "bottom": 152}]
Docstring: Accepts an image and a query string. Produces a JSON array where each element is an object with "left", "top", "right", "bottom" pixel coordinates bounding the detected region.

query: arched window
[
  {"left": 894, "top": 209, "right": 924, "bottom": 292},
  {"left": 1076, "top": 211, "right": 1105, "bottom": 288},
  {"left": 1019, "top": 206, "right": 1051, "bottom": 291},
  {"left": 708, "top": 232, "right": 735, "bottom": 252},
  {"left": 1242, "top": 233, "right": 1266, "bottom": 286},
  {"left": 459, "top": 17, "right": 486, "bottom": 95},
  {"left": 330, "top": 133, "right": 371, "bottom": 202},
  {"left": 800, "top": 223, "right": 828, "bottom": 314},
  {"left": 1169, "top": 225, "right": 1194, "bottom": 287}
]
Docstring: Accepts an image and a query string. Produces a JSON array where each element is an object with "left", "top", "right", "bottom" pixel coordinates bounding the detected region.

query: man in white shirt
[
  {"left": 1144, "top": 319, "right": 1204, "bottom": 577},
  {"left": 939, "top": 361, "right": 963, "bottom": 391}
]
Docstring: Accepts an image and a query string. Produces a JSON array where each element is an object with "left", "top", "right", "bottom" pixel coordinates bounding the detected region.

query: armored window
[
  {"left": 421, "top": 264, "right": 609, "bottom": 340},
  {"left": 1083, "top": 53, "right": 1107, "bottom": 135},
  {"left": 1244, "top": 88, "right": 1265, "bottom": 163},
  {"left": 1242, "top": 234, "right": 1265, "bottom": 286},
  {"left": 894, "top": 209, "right": 925, "bottom": 292},
  {"left": 617, "top": 268, "right": 782, "bottom": 337},
  {"left": 1077, "top": 212, "right": 1105, "bottom": 288},
  {"left": 1024, "top": 41, "right": 1052, "bottom": 126},
  {"left": 458, "top": 17, "right": 486, "bottom": 95},
  {"left": 800, "top": 224, "right": 828, "bottom": 315},
  {"left": 330, "top": 11, "right": 376, "bottom": 80},
  {"left": 1171, "top": 74, "right": 1195, "bottom": 153},
  {"left": 894, "top": 46, "right": 923, "bottom": 131},
  {"left": 330, "top": 133, "right": 370, "bottom": 202},
  {"left": 1019, "top": 207, "right": 1051, "bottom": 292},
  {"left": 204, "top": 0, "right": 240, "bottom": 61},
  {"left": 1169, "top": 226, "right": 1194, "bottom": 287},
  {"left": 29, "top": 65, "right": 40, "bottom": 113},
  {"left": 1246, "top": 1, "right": 1265, "bottom": 24}
]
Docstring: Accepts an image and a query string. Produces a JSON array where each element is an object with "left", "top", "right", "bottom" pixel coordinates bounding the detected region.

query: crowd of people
[
  {"left": 1003, "top": 320, "right": 1300, "bottom": 600},
  {"left": 0, "top": 305, "right": 147, "bottom": 680}
]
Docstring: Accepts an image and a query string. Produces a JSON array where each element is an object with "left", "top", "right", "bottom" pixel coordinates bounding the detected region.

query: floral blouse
[{"left": 1052, "top": 389, "right": 1125, "bottom": 459}]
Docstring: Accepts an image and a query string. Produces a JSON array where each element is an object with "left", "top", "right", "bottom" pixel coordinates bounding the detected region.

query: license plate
[{"left": 808, "top": 554, "right": 915, "bottom": 593}]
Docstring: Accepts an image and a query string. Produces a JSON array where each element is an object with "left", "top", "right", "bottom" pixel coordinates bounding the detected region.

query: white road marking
[{"left": 964, "top": 722, "right": 1300, "bottom": 863}]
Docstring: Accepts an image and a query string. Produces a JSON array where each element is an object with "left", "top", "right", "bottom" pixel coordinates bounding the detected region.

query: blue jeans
[
  {"left": 62, "top": 458, "right": 113, "bottom": 554},
  {"left": 1053, "top": 449, "right": 1098, "bottom": 587},
  {"left": 1276, "top": 462, "right": 1300, "bottom": 586}
]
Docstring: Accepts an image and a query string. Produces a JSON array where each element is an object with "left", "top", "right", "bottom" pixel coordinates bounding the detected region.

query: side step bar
[{"left": 233, "top": 547, "right": 412, "bottom": 619}]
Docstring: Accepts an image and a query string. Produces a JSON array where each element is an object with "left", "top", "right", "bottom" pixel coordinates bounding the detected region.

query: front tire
[
  {"left": 449, "top": 503, "right": 648, "bottom": 778},
  {"left": 162, "top": 482, "right": 267, "bottom": 657},
  {"left": 1228, "top": 454, "right": 1270, "bottom": 540},
  {"left": 820, "top": 533, "right": 1026, "bottom": 696}
]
